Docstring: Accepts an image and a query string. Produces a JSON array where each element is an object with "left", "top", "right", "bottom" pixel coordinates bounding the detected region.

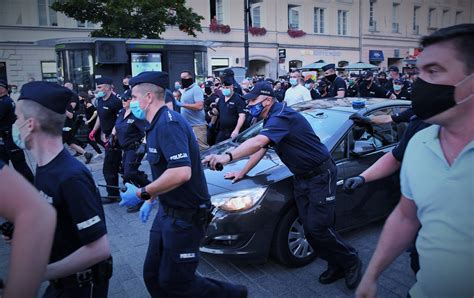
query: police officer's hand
[
  {"left": 224, "top": 171, "right": 245, "bottom": 184},
  {"left": 343, "top": 176, "right": 366, "bottom": 194},
  {"left": 139, "top": 200, "right": 157, "bottom": 223},
  {"left": 88, "top": 130, "right": 97, "bottom": 141},
  {"left": 349, "top": 114, "right": 372, "bottom": 125},
  {"left": 119, "top": 183, "right": 142, "bottom": 207},
  {"left": 135, "top": 143, "right": 146, "bottom": 156},
  {"left": 202, "top": 154, "right": 229, "bottom": 171}
]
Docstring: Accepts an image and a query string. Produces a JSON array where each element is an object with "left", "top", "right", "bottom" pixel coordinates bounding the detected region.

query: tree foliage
[{"left": 52, "top": 0, "right": 204, "bottom": 38}]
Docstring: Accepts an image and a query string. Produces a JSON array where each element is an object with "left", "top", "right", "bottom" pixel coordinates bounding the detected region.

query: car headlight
[{"left": 211, "top": 187, "right": 267, "bottom": 212}]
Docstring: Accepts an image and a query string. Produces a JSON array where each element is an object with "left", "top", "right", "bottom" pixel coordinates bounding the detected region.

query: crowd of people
[{"left": 0, "top": 24, "right": 472, "bottom": 298}]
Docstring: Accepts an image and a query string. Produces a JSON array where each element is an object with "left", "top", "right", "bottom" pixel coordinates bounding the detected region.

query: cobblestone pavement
[{"left": 0, "top": 150, "right": 415, "bottom": 297}]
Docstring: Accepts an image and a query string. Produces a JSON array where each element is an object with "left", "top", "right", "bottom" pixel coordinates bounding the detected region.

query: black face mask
[
  {"left": 123, "top": 84, "right": 130, "bottom": 90},
  {"left": 412, "top": 78, "right": 457, "bottom": 120},
  {"left": 378, "top": 78, "right": 387, "bottom": 84},
  {"left": 325, "top": 74, "right": 337, "bottom": 82},
  {"left": 181, "top": 78, "right": 194, "bottom": 89},
  {"left": 204, "top": 87, "right": 212, "bottom": 95}
]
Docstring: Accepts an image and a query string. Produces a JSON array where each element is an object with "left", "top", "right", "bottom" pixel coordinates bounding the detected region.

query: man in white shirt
[{"left": 284, "top": 70, "right": 312, "bottom": 106}]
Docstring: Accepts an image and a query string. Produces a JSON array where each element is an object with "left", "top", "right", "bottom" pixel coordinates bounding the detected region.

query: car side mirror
[{"left": 350, "top": 140, "right": 376, "bottom": 157}]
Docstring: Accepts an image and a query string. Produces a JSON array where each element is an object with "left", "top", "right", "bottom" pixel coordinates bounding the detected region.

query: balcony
[
  {"left": 392, "top": 22, "right": 399, "bottom": 33},
  {"left": 369, "top": 20, "right": 377, "bottom": 32},
  {"left": 413, "top": 25, "right": 419, "bottom": 35}
]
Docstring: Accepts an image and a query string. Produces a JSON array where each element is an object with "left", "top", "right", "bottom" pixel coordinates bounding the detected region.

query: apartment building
[{"left": 0, "top": 0, "right": 472, "bottom": 87}]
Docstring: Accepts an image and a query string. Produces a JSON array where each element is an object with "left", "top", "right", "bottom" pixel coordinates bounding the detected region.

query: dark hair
[
  {"left": 181, "top": 70, "right": 193, "bottom": 77},
  {"left": 421, "top": 24, "right": 474, "bottom": 74}
]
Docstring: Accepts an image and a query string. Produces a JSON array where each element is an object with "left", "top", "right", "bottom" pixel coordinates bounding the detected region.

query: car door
[{"left": 333, "top": 106, "right": 408, "bottom": 231}]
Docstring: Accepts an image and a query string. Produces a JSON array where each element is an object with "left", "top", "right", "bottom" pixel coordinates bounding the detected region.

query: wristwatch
[{"left": 140, "top": 187, "right": 151, "bottom": 200}]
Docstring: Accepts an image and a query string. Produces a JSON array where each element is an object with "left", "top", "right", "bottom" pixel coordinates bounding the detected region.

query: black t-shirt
[
  {"left": 217, "top": 93, "right": 246, "bottom": 130},
  {"left": 259, "top": 102, "right": 330, "bottom": 175},
  {"left": 204, "top": 93, "right": 219, "bottom": 123},
  {"left": 35, "top": 149, "right": 107, "bottom": 263},
  {"left": 146, "top": 106, "right": 210, "bottom": 209},
  {"left": 328, "top": 77, "right": 347, "bottom": 97},
  {"left": 96, "top": 94, "right": 122, "bottom": 135},
  {"left": 391, "top": 117, "right": 431, "bottom": 162},
  {"left": 310, "top": 89, "right": 321, "bottom": 100},
  {"left": 0, "top": 95, "right": 16, "bottom": 131},
  {"left": 390, "top": 88, "right": 412, "bottom": 100},
  {"left": 358, "top": 81, "right": 391, "bottom": 98}
]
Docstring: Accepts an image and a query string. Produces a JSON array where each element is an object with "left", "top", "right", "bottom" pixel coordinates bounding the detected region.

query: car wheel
[{"left": 271, "top": 207, "right": 316, "bottom": 267}]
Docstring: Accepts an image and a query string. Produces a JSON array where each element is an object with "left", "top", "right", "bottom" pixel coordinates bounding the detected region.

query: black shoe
[
  {"left": 319, "top": 266, "right": 345, "bottom": 285},
  {"left": 127, "top": 201, "right": 144, "bottom": 213},
  {"left": 344, "top": 258, "right": 362, "bottom": 290},
  {"left": 84, "top": 152, "right": 93, "bottom": 164},
  {"left": 101, "top": 196, "right": 120, "bottom": 204}
]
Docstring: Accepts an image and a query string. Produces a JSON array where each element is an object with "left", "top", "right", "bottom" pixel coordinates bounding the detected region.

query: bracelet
[{"left": 225, "top": 152, "right": 233, "bottom": 162}]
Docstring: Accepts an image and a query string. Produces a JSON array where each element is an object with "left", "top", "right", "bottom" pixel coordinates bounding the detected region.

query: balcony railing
[{"left": 392, "top": 22, "right": 399, "bottom": 33}]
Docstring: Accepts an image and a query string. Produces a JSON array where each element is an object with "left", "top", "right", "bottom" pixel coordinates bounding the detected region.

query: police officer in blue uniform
[
  {"left": 13, "top": 81, "right": 112, "bottom": 298},
  {"left": 358, "top": 71, "right": 393, "bottom": 98},
  {"left": 322, "top": 64, "right": 347, "bottom": 97},
  {"left": 118, "top": 71, "right": 247, "bottom": 298},
  {"left": 113, "top": 89, "right": 150, "bottom": 212},
  {"left": 204, "top": 81, "right": 363, "bottom": 290},
  {"left": 215, "top": 77, "right": 247, "bottom": 143},
  {"left": 390, "top": 78, "right": 412, "bottom": 100},
  {"left": 89, "top": 77, "right": 123, "bottom": 202},
  {"left": 0, "top": 79, "right": 34, "bottom": 183}
]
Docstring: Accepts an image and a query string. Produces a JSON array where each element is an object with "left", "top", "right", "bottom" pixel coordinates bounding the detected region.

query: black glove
[
  {"left": 343, "top": 176, "right": 366, "bottom": 194},
  {"left": 135, "top": 143, "right": 146, "bottom": 156},
  {"left": 349, "top": 113, "right": 372, "bottom": 125}
]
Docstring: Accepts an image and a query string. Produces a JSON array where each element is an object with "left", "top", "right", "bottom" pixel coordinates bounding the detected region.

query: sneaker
[{"left": 84, "top": 152, "right": 93, "bottom": 164}]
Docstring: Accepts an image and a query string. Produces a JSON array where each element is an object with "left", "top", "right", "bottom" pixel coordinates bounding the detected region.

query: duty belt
[
  {"left": 294, "top": 158, "right": 333, "bottom": 180},
  {"left": 50, "top": 257, "right": 113, "bottom": 289},
  {"left": 162, "top": 204, "right": 213, "bottom": 226}
]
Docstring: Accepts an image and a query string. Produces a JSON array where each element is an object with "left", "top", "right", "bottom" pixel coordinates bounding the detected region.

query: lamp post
[{"left": 244, "top": 0, "right": 249, "bottom": 77}]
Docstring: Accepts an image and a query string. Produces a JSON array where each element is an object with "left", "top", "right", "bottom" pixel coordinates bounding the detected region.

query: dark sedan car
[{"left": 200, "top": 98, "right": 411, "bottom": 267}]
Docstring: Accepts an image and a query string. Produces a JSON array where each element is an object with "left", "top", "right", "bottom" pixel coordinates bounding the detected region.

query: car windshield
[{"left": 234, "top": 109, "right": 349, "bottom": 144}]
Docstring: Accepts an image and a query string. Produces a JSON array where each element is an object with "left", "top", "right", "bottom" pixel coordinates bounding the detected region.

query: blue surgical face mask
[
  {"left": 96, "top": 91, "right": 106, "bottom": 98},
  {"left": 222, "top": 88, "right": 232, "bottom": 97},
  {"left": 248, "top": 102, "right": 264, "bottom": 118},
  {"left": 304, "top": 83, "right": 311, "bottom": 89},
  {"left": 393, "top": 84, "right": 402, "bottom": 91},
  {"left": 12, "top": 120, "right": 29, "bottom": 150},
  {"left": 289, "top": 78, "right": 298, "bottom": 86},
  {"left": 174, "top": 83, "right": 181, "bottom": 90},
  {"left": 130, "top": 101, "right": 148, "bottom": 120}
]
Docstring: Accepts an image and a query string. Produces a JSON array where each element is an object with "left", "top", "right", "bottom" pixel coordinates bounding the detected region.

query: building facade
[{"left": 0, "top": 0, "right": 472, "bottom": 88}]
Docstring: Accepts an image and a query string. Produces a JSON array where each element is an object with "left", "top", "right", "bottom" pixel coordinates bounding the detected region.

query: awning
[{"left": 369, "top": 50, "right": 384, "bottom": 62}]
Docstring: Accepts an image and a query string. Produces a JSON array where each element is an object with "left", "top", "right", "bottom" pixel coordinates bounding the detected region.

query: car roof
[{"left": 292, "top": 97, "right": 411, "bottom": 115}]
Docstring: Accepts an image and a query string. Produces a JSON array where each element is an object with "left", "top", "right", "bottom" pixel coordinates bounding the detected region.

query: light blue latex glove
[
  {"left": 139, "top": 200, "right": 158, "bottom": 223},
  {"left": 119, "top": 183, "right": 142, "bottom": 207},
  {"left": 174, "top": 100, "right": 184, "bottom": 107}
]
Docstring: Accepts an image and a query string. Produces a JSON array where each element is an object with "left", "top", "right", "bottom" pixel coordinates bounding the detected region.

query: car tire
[{"left": 271, "top": 207, "right": 317, "bottom": 267}]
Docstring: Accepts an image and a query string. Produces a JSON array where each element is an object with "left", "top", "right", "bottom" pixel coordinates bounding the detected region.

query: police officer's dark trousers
[
  {"left": 143, "top": 205, "right": 245, "bottom": 298},
  {"left": 293, "top": 159, "right": 358, "bottom": 270},
  {"left": 122, "top": 148, "right": 150, "bottom": 187},
  {"left": 215, "top": 128, "right": 233, "bottom": 144},
  {"left": 43, "top": 281, "right": 108, "bottom": 298},
  {"left": 103, "top": 146, "right": 122, "bottom": 198},
  {"left": 0, "top": 130, "right": 34, "bottom": 183}
]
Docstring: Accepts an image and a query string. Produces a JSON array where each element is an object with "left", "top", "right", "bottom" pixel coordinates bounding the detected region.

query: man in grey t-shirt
[{"left": 178, "top": 70, "right": 208, "bottom": 150}]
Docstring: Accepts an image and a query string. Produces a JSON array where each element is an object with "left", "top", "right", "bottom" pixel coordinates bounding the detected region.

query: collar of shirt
[{"left": 146, "top": 105, "right": 169, "bottom": 133}]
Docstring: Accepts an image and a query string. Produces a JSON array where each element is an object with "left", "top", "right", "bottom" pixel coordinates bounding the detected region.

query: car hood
[{"left": 202, "top": 141, "right": 292, "bottom": 196}]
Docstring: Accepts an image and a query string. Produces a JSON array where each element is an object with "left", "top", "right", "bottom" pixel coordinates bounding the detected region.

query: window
[
  {"left": 442, "top": 9, "right": 449, "bottom": 27},
  {"left": 77, "top": 20, "right": 94, "bottom": 28},
  {"left": 369, "top": 1, "right": 376, "bottom": 31},
  {"left": 337, "top": 10, "right": 348, "bottom": 35},
  {"left": 41, "top": 61, "right": 57, "bottom": 83},
  {"left": 413, "top": 6, "right": 420, "bottom": 34},
  {"left": 251, "top": 5, "right": 261, "bottom": 28},
  {"left": 428, "top": 8, "right": 436, "bottom": 28},
  {"left": 392, "top": 3, "right": 399, "bottom": 33},
  {"left": 455, "top": 11, "right": 462, "bottom": 25},
  {"left": 211, "top": 58, "right": 229, "bottom": 72},
  {"left": 288, "top": 5, "right": 300, "bottom": 30},
  {"left": 314, "top": 7, "right": 325, "bottom": 33},
  {"left": 289, "top": 60, "right": 302, "bottom": 70},
  {"left": 210, "top": 0, "right": 224, "bottom": 24},
  {"left": 37, "top": 0, "right": 58, "bottom": 26}
]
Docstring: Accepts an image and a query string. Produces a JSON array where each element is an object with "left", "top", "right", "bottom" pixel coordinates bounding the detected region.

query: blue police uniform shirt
[
  {"left": 217, "top": 92, "right": 246, "bottom": 130},
  {"left": 146, "top": 106, "right": 210, "bottom": 209},
  {"left": 35, "top": 149, "right": 107, "bottom": 263},
  {"left": 328, "top": 77, "right": 347, "bottom": 97},
  {"left": 259, "top": 102, "right": 330, "bottom": 175},
  {"left": 115, "top": 109, "right": 147, "bottom": 150},
  {"left": 0, "top": 94, "right": 16, "bottom": 131},
  {"left": 96, "top": 94, "right": 122, "bottom": 135}
]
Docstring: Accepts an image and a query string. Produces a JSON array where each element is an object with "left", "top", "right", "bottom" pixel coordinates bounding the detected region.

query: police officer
[
  {"left": 118, "top": 71, "right": 247, "bottom": 297},
  {"left": 322, "top": 63, "right": 347, "bottom": 97},
  {"left": 89, "top": 77, "right": 123, "bottom": 202},
  {"left": 304, "top": 78, "right": 322, "bottom": 99},
  {"left": 222, "top": 68, "right": 243, "bottom": 96},
  {"left": 113, "top": 89, "right": 150, "bottom": 213},
  {"left": 13, "top": 81, "right": 112, "bottom": 297},
  {"left": 204, "top": 81, "right": 362, "bottom": 290},
  {"left": 384, "top": 66, "right": 412, "bottom": 94},
  {"left": 390, "top": 78, "right": 412, "bottom": 100},
  {"left": 214, "top": 77, "right": 247, "bottom": 143},
  {"left": 0, "top": 79, "right": 34, "bottom": 183},
  {"left": 358, "top": 71, "right": 393, "bottom": 98}
]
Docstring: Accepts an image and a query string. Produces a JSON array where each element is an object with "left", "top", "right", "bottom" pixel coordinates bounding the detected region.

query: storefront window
[
  {"left": 56, "top": 49, "right": 94, "bottom": 91},
  {"left": 194, "top": 51, "right": 207, "bottom": 83}
]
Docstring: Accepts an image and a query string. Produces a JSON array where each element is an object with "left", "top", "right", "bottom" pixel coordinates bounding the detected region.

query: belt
[
  {"left": 162, "top": 204, "right": 212, "bottom": 225},
  {"left": 294, "top": 158, "right": 333, "bottom": 180},
  {"left": 50, "top": 257, "right": 113, "bottom": 289}
]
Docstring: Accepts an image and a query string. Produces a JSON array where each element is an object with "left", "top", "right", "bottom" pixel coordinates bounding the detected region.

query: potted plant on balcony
[
  {"left": 287, "top": 29, "right": 306, "bottom": 38},
  {"left": 209, "top": 16, "right": 231, "bottom": 34},
  {"left": 249, "top": 26, "right": 267, "bottom": 36}
]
